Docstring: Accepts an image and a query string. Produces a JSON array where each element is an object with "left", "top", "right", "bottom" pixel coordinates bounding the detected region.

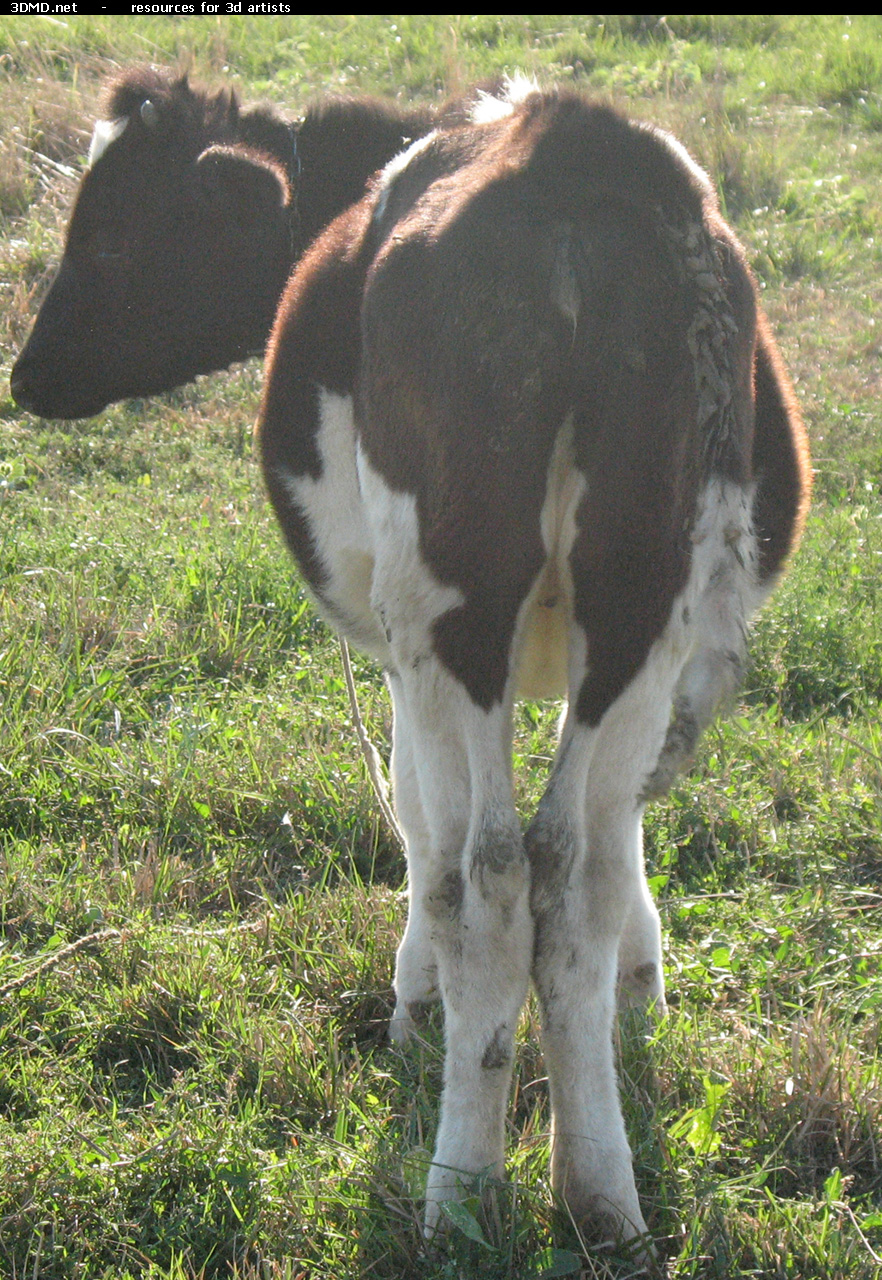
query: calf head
[{"left": 11, "top": 69, "right": 293, "bottom": 419}]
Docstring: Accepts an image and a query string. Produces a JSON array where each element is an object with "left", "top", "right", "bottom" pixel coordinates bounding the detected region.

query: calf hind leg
[
  {"left": 616, "top": 844, "right": 666, "bottom": 1014},
  {"left": 527, "top": 664, "right": 681, "bottom": 1245},
  {"left": 390, "top": 658, "right": 533, "bottom": 1230},
  {"left": 359, "top": 467, "right": 535, "bottom": 1227},
  {"left": 529, "top": 476, "right": 760, "bottom": 1244}
]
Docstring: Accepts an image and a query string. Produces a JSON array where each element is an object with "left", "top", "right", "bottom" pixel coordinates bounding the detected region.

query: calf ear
[{"left": 195, "top": 146, "right": 289, "bottom": 227}]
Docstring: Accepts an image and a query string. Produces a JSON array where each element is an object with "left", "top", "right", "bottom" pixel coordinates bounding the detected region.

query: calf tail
[{"left": 751, "top": 311, "right": 812, "bottom": 588}]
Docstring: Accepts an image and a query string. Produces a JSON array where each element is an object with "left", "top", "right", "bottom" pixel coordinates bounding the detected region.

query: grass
[{"left": 1, "top": 13, "right": 882, "bottom": 1279}]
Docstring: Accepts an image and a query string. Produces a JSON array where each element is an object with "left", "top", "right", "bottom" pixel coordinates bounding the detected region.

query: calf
[
  {"left": 10, "top": 66, "right": 450, "bottom": 419},
  {"left": 258, "top": 85, "right": 810, "bottom": 1244}
]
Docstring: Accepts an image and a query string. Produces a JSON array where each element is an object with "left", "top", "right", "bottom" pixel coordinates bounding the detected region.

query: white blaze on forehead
[{"left": 87, "top": 116, "right": 129, "bottom": 168}]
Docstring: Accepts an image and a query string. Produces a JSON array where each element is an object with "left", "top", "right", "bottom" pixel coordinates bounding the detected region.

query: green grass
[{"left": 2, "top": 14, "right": 882, "bottom": 1280}]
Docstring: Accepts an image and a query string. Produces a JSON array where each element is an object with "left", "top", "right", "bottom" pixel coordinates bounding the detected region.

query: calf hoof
[
  {"left": 617, "top": 959, "right": 667, "bottom": 1017},
  {"left": 423, "top": 1165, "right": 503, "bottom": 1240},
  {"left": 552, "top": 1136, "right": 653, "bottom": 1265},
  {"left": 559, "top": 1185, "right": 655, "bottom": 1270},
  {"left": 389, "top": 998, "right": 435, "bottom": 1046}
]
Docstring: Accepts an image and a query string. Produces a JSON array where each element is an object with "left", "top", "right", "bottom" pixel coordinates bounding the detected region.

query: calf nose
[
  {"left": 9, "top": 355, "right": 39, "bottom": 413},
  {"left": 9, "top": 348, "right": 105, "bottom": 420}
]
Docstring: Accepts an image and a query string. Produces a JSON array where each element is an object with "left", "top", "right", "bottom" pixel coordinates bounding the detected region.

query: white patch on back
[
  {"left": 470, "top": 72, "right": 539, "bottom": 124},
  {"left": 88, "top": 116, "right": 129, "bottom": 168},
  {"left": 373, "top": 131, "right": 438, "bottom": 223}
]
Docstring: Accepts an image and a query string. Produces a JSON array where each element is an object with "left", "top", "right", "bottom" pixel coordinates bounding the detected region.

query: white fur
[
  {"left": 275, "top": 389, "right": 388, "bottom": 661},
  {"left": 373, "top": 131, "right": 437, "bottom": 224},
  {"left": 87, "top": 116, "right": 129, "bottom": 168},
  {"left": 356, "top": 447, "right": 466, "bottom": 662},
  {"left": 470, "top": 73, "right": 540, "bottom": 125},
  {"left": 375, "top": 77, "right": 540, "bottom": 235}
]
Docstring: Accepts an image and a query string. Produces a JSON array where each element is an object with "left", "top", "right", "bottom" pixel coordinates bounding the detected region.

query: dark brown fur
[
  {"left": 10, "top": 68, "right": 447, "bottom": 419},
  {"left": 260, "top": 90, "right": 810, "bottom": 721}
]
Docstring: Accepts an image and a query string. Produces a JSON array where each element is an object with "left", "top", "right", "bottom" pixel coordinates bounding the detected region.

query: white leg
[
  {"left": 397, "top": 661, "right": 531, "bottom": 1230},
  {"left": 360, "top": 462, "right": 535, "bottom": 1231},
  {"left": 387, "top": 672, "right": 441, "bottom": 1044},
  {"left": 527, "top": 621, "right": 692, "bottom": 1245},
  {"left": 528, "top": 478, "right": 760, "bottom": 1243},
  {"left": 618, "top": 479, "right": 764, "bottom": 1016},
  {"left": 529, "top": 726, "right": 650, "bottom": 1243},
  {"left": 616, "top": 830, "right": 666, "bottom": 1014}
]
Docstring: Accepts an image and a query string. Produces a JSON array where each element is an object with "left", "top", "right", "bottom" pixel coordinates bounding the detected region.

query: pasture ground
[{"left": 1, "top": 14, "right": 882, "bottom": 1279}]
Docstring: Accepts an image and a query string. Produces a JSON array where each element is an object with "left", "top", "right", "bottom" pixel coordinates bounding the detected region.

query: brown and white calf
[
  {"left": 258, "top": 84, "right": 810, "bottom": 1243},
  {"left": 11, "top": 67, "right": 469, "bottom": 419}
]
